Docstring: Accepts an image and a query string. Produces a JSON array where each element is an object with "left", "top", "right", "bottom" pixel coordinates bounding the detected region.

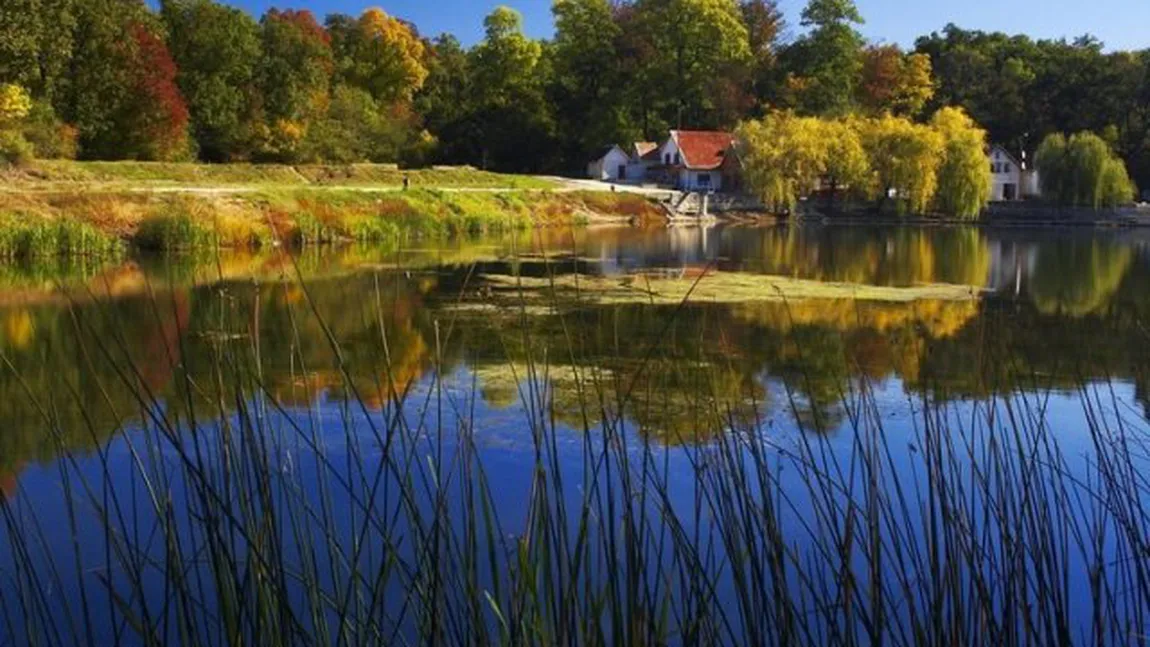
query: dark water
[{"left": 1, "top": 224, "right": 1149, "bottom": 643}]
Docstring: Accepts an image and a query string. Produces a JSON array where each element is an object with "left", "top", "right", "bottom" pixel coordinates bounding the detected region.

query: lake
[{"left": 1, "top": 224, "right": 1148, "bottom": 645}]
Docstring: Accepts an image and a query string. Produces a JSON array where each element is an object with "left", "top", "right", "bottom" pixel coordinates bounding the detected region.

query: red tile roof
[{"left": 671, "top": 130, "right": 736, "bottom": 170}]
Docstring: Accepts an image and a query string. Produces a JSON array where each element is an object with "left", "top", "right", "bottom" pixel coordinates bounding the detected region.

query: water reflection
[{"left": 0, "top": 225, "right": 1148, "bottom": 470}]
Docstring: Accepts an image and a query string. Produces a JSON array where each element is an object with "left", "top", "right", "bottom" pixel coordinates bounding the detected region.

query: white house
[
  {"left": 989, "top": 145, "right": 1040, "bottom": 201},
  {"left": 654, "top": 130, "right": 737, "bottom": 192},
  {"left": 587, "top": 145, "right": 631, "bottom": 182},
  {"left": 625, "top": 142, "right": 660, "bottom": 181}
]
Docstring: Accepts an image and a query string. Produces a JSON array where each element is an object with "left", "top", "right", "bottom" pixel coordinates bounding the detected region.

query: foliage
[
  {"left": 1036, "top": 131, "right": 1135, "bottom": 208},
  {"left": 931, "top": 107, "right": 991, "bottom": 218},
  {"left": 859, "top": 113, "right": 943, "bottom": 213},
  {"left": 0, "top": 84, "right": 32, "bottom": 123},
  {"left": 19, "top": 99, "right": 78, "bottom": 159},
  {"left": 737, "top": 112, "right": 869, "bottom": 212},
  {"left": 300, "top": 85, "right": 430, "bottom": 163},
  {"left": 634, "top": 0, "right": 751, "bottom": 127},
  {"left": 781, "top": 0, "right": 865, "bottom": 116},
  {"left": 858, "top": 46, "right": 934, "bottom": 117},
  {"left": 0, "top": 130, "right": 34, "bottom": 166},
  {"left": 161, "top": 0, "right": 261, "bottom": 161},
  {"left": 256, "top": 9, "right": 333, "bottom": 161},
  {"left": 328, "top": 8, "right": 427, "bottom": 104}
]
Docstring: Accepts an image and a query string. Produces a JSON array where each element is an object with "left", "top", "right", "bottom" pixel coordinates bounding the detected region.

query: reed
[{"left": 0, "top": 249, "right": 1146, "bottom": 646}]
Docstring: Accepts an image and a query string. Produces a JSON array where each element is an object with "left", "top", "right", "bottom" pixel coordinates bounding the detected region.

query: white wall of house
[
  {"left": 587, "top": 147, "right": 631, "bottom": 181},
  {"left": 989, "top": 147, "right": 1023, "bottom": 201},
  {"left": 657, "top": 138, "right": 682, "bottom": 167},
  {"left": 678, "top": 169, "right": 722, "bottom": 192}
]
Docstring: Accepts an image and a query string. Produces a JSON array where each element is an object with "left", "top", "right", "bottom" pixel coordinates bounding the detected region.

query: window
[
  {"left": 674, "top": 153, "right": 681, "bottom": 165},
  {"left": 664, "top": 153, "right": 671, "bottom": 165},
  {"left": 697, "top": 173, "right": 711, "bottom": 187}
]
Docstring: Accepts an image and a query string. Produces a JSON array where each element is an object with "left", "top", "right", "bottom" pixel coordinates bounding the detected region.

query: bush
[
  {"left": 0, "top": 130, "right": 34, "bottom": 167},
  {"left": 21, "top": 101, "right": 79, "bottom": 160}
]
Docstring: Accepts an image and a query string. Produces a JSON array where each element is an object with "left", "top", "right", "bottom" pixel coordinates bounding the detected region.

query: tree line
[{"left": 0, "top": 0, "right": 1147, "bottom": 190}]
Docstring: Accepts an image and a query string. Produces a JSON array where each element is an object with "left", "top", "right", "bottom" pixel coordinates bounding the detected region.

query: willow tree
[
  {"left": 859, "top": 114, "right": 943, "bottom": 214},
  {"left": 736, "top": 111, "right": 827, "bottom": 213},
  {"left": 931, "top": 107, "right": 991, "bottom": 219},
  {"left": 1036, "top": 131, "right": 1135, "bottom": 208}
]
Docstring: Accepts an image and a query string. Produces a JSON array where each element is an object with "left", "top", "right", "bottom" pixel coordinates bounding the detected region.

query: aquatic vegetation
[{"left": 478, "top": 270, "right": 986, "bottom": 305}]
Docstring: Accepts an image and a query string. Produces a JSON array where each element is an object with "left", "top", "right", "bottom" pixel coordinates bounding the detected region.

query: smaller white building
[
  {"left": 587, "top": 145, "right": 631, "bottom": 182},
  {"left": 989, "top": 145, "right": 1040, "bottom": 201}
]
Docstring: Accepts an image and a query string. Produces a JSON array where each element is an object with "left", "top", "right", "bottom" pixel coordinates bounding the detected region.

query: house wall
[
  {"left": 587, "top": 148, "right": 631, "bottom": 181},
  {"left": 678, "top": 169, "right": 723, "bottom": 192},
  {"left": 657, "top": 138, "right": 682, "bottom": 167},
  {"left": 989, "top": 147, "right": 1023, "bottom": 201}
]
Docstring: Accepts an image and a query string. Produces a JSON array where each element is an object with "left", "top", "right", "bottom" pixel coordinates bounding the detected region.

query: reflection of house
[
  {"left": 587, "top": 130, "right": 742, "bottom": 192},
  {"left": 989, "top": 145, "right": 1040, "bottom": 201},
  {"left": 587, "top": 145, "right": 630, "bottom": 181}
]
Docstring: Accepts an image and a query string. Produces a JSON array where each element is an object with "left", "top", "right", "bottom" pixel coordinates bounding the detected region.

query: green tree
[
  {"left": 256, "top": 9, "right": 334, "bottom": 161},
  {"left": 161, "top": 0, "right": 261, "bottom": 161},
  {"left": 551, "top": 0, "right": 631, "bottom": 168},
  {"left": 635, "top": 0, "right": 751, "bottom": 128},
  {"left": 1036, "top": 131, "right": 1135, "bottom": 208},
  {"left": 782, "top": 0, "right": 864, "bottom": 116},
  {"left": 416, "top": 34, "right": 473, "bottom": 164},
  {"left": 466, "top": 6, "right": 555, "bottom": 171},
  {"left": 740, "top": 0, "right": 785, "bottom": 108},
  {"left": 300, "top": 85, "right": 430, "bottom": 163},
  {"left": 931, "top": 107, "right": 991, "bottom": 219}
]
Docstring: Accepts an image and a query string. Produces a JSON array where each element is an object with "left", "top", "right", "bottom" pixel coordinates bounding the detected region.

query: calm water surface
[{"left": 1, "top": 224, "right": 1148, "bottom": 643}]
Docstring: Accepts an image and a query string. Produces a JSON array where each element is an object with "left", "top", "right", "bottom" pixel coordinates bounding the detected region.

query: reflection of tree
[
  {"left": 730, "top": 226, "right": 991, "bottom": 288},
  {"left": 1029, "top": 241, "right": 1133, "bottom": 317}
]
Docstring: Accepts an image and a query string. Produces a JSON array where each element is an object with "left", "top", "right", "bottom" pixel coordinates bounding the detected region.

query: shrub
[{"left": 0, "top": 130, "right": 34, "bottom": 167}]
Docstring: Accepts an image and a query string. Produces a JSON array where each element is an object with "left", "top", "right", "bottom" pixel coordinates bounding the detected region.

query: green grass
[{"left": 7, "top": 160, "right": 558, "bottom": 189}]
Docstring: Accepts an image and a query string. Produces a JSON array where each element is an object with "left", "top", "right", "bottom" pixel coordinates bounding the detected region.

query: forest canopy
[{"left": 0, "top": 0, "right": 1146, "bottom": 197}]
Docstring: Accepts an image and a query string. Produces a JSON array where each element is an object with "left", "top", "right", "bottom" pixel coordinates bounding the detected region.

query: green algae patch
[{"left": 478, "top": 271, "right": 986, "bottom": 305}]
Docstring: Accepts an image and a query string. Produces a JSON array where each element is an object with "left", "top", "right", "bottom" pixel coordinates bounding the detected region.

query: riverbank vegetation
[
  {"left": 2, "top": 0, "right": 1149, "bottom": 195},
  {"left": 0, "top": 186, "right": 660, "bottom": 256},
  {"left": 738, "top": 107, "right": 992, "bottom": 218}
]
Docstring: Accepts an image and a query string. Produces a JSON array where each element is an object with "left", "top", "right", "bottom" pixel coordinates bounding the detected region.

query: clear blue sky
[{"left": 220, "top": 0, "right": 1149, "bottom": 51}]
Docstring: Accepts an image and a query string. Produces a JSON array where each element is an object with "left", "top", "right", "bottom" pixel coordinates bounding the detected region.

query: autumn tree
[
  {"left": 0, "top": 84, "right": 34, "bottom": 165},
  {"left": 858, "top": 45, "right": 934, "bottom": 117},
  {"left": 256, "top": 9, "right": 333, "bottom": 161},
  {"left": 931, "top": 107, "right": 990, "bottom": 219},
  {"left": 328, "top": 8, "right": 427, "bottom": 104},
  {"left": 859, "top": 114, "right": 943, "bottom": 213},
  {"left": 62, "top": 0, "right": 190, "bottom": 159},
  {"left": 782, "top": 0, "right": 865, "bottom": 116},
  {"left": 161, "top": 0, "right": 261, "bottom": 161}
]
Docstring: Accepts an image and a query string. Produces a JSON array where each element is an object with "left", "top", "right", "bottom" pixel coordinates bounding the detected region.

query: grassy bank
[
  {"left": 0, "top": 181, "right": 663, "bottom": 258},
  {"left": 2, "top": 160, "right": 557, "bottom": 189}
]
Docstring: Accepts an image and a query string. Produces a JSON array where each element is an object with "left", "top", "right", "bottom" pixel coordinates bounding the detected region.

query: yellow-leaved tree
[
  {"left": 859, "top": 114, "right": 943, "bottom": 214},
  {"left": 931, "top": 107, "right": 991, "bottom": 219},
  {"left": 736, "top": 111, "right": 828, "bottom": 213},
  {"left": 0, "top": 84, "right": 32, "bottom": 123},
  {"left": 350, "top": 8, "right": 428, "bottom": 103}
]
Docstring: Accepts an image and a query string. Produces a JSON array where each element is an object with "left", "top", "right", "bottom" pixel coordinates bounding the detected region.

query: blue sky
[{"left": 222, "top": 0, "right": 1148, "bottom": 51}]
